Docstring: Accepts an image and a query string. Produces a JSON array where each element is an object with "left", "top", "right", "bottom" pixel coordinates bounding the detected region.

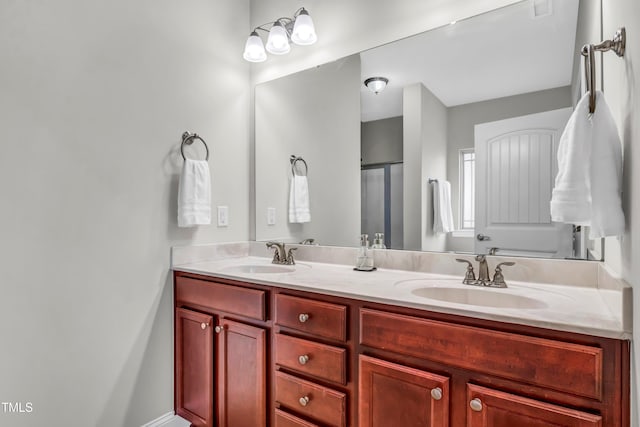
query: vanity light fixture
[
  {"left": 243, "top": 7, "right": 317, "bottom": 62},
  {"left": 364, "top": 77, "right": 389, "bottom": 94}
]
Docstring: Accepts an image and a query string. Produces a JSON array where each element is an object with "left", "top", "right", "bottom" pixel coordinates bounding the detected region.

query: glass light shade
[
  {"left": 266, "top": 22, "right": 290, "bottom": 55},
  {"left": 291, "top": 10, "right": 317, "bottom": 46},
  {"left": 243, "top": 31, "right": 267, "bottom": 62},
  {"left": 365, "top": 77, "right": 389, "bottom": 94}
]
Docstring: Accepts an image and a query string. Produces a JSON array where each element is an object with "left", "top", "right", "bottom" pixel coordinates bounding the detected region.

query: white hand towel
[
  {"left": 550, "top": 92, "right": 592, "bottom": 224},
  {"left": 550, "top": 91, "right": 624, "bottom": 238},
  {"left": 432, "top": 180, "right": 454, "bottom": 234},
  {"left": 289, "top": 175, "right": 311, "bottom": 223},
  {"left": 178, "top": 159, "right": 211, "bottom": 227},
  {"left": 588, "top": 91, "right": 625, "bottom": 238}
]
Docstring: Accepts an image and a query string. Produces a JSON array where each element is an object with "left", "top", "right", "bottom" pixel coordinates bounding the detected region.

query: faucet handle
[
  {"left": 286, "top": 247, "right": 297, "bottom": 265},
  {"left": 455, "top": 259, "right": 476, "bottom": 285},
  {"left": 495, "top": 261, "right": 515, "bottom": 268},
  {"left": 491, "top": 262, "right": 515, "bottom": 288}
]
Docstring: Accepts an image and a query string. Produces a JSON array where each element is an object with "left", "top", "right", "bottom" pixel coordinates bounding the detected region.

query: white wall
[
  {"left": 403, "top": 83, "right": 448, "bottom": 252},
  {"left": 0, "top": 1, "right": 250, "bottom": 426},
  {"left": 361, "top": 117, "right": 404, "bottom": 166},
  {"left": 255, "top": 55, "right": 361, "bottom": 247},
  {"left": 602, "top": 1, "right": 640, "bottom": 423},
  {"left": 571, "top": 0, "right": 603, "bottom": 103}
]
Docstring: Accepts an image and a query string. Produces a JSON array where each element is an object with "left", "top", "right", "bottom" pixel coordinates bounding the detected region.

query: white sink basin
[
  {"left": 394, "top": 279, "right": 549, "bottom": 309},
  {"left": 221, "top": 264, "right": 296, "bottom": 274},
  {"left": 410, "top": 286, "right": 548, "bottom": 309}
]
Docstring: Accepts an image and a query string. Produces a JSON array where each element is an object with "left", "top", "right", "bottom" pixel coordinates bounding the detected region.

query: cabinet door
[
  {"left": 175, "top": 308, "right": 214, "bottom": 427},
  {"left": 217, "top": 318, "right": 267, "bottom": 427},
  {"left": 467, "top": 384, "right": 602, "bottom": 427},
  {"left": 359, "top": 355, "right": 449, "bottom": 427}
]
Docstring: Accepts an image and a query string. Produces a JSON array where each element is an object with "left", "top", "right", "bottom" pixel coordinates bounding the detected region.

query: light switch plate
[
  {"left": 267, "top": 207, "right": 276, "bottom": 225},
  {"left": 217, "top": 206, "right": 229, "bottom": 227}
]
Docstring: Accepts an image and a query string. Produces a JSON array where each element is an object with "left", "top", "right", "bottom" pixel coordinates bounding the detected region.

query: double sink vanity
[{"left": 171, "top": 242, "right": 631, "bottom": 427}]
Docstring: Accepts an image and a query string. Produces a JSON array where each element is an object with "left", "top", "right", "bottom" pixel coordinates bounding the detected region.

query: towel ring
[
  {"left": 290, "top": 155, "right": 308, "bottom": 176},
  {"left": 181, "top": 131, "right": 209, "bottom": 161}
]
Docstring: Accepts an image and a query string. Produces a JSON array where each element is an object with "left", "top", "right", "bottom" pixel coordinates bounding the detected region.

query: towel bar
[
  {"left": 181, "top": 131, "right": 210, "bottom": 161},
  {"left": 581, "top": 27, "right": 626, "bottom": 114},
  {"left": 290, "top": 155, "right": 308, "bottom": 176}
]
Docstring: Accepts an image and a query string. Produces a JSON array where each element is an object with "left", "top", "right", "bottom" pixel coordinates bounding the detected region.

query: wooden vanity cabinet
[
  {"left": 174, "top": 271, "right": 629, "bottom": 427},
  {"left": 174, "top": 273, "right": 268, "bottom": 427}
]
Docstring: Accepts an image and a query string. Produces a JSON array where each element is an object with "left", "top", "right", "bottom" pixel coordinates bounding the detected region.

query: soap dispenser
[
  {"left": 371, "top": 233, "right": 386, "bottom": 249},
  {"left": 355, "top": 234, "right": 375, "bottom": 271}
]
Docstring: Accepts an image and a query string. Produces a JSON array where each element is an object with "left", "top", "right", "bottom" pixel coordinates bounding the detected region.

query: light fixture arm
[
  {"left": 250, "top": 7, "right": 312, "bottom": 37},
  {"left": 252, "top": 23, "right": 277, "bottom": 34},
  {"left": 293, "top": 7, "right": 307, "bottom": 18},
  {"left": 253, "top": 17, "right": 294, "bottom": 36}
]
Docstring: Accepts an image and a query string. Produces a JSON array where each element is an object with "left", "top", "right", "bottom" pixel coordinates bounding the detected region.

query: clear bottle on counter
[
  {"left": 355, "top": 234, "right": 375, "bottom": 271},
  {"left": 371, "top": 233, "right": 387, "bottom": 249}
]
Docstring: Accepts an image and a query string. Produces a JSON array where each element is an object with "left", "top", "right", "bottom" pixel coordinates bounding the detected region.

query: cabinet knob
[
  {"left": 298, "top": 355, "right": 310, "bottom": 365},
  {"left": 298, "top": 313, "right": 310, "bottom": 323},
  {"left": 214, "top": 326, "right": 223, "bottom": 334},
  {"left": 298, "top": 396, "right": 310, "bottom": 407},
  {"left": 430, "top": 387, "right": 443, "bottom": 401},
  {"left": 200, "top": 323, "right": 208, "bottom": 330},
  {"left": 469, "top": 398, "right": 483, "bottom": 412}
]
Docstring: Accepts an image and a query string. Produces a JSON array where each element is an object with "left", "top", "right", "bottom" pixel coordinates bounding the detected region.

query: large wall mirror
[{"left": 255, "top": 0, "right": 603, "bottom": 260}]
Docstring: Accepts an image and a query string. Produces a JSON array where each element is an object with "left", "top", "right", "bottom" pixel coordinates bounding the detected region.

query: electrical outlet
[
  {"left": 267, "top": 207, "right": 276, "bottom": 225},
  {"left": 217, "top": 206, "right": 229, "bottom": 227}
]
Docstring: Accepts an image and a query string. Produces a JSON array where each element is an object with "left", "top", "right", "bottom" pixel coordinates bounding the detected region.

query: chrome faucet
[
  {"left": 266, "top": 242, "right": 296, "bottom": 265},
  {"left": 475, "top": 255, "right": 491, "bottom": 285},
  {"left": 455, "top": 256, "right": 515, "bottom": 288}
]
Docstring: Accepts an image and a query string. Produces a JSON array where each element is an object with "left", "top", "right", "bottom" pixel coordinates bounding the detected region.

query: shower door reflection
[{"left": 361, "top": 163, "right": 403, "bottom": 249}]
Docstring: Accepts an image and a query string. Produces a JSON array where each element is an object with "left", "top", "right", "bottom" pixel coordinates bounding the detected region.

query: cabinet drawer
[
  {"left": 275, "top": 408, "right": 320, "bottom": 427},
  {"left": 275, "top": 371, "right": 346, "bottom": 427},
  {"left": 175, "top": 276, "right": 266, "bottom": 320},
  {"left": 360, "top": 308, "right": 603, "bottom": 400},
  {"left": 275, "top": 294, "right": 347, "bottom": 342},
  {"left": 275, "top": 334, "right": 347, "bottom": 385}
]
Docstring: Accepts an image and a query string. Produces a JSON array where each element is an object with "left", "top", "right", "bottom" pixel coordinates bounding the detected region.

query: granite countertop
[{"left": 173, "top": 255, "right": 631, "bottom": 340}]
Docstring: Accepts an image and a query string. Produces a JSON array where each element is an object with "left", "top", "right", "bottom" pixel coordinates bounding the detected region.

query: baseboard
[{"left": 141, "top": 411, "right": 191, "bottom": 427}]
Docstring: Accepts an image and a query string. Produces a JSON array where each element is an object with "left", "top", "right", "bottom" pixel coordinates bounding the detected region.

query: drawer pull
[
  {"left": 469, "top": 398, "right": 483, "bottom": 412},
  {"left": 298, "top": 313, "right": 310, "bottom": 323},
  {"left": 200, "top": 322, "right": 208, "bottom": 330},
  {"left": 298, "top": 354, "right": 310, "bottom": 365},
  {"left": 298, "top": 396, "right": 310, "bottom": 407},
  {"left": 430, "top": 387, "right": 443, "bottom": 401},
  {"left": 214, "top": 326, "right": 223, "bottom": 334}
]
